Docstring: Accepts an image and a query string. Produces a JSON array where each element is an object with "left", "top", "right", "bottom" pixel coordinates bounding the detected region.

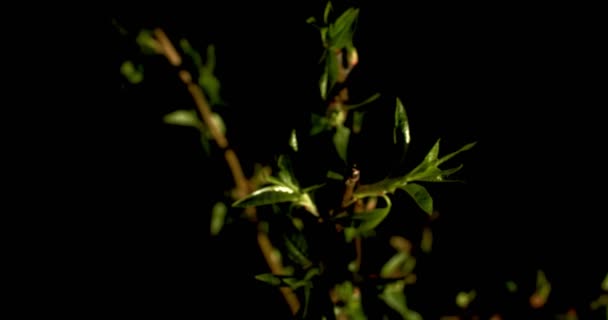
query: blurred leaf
[
  {"left": 352, "top": 110, "right": 365, "bottom": 133},
  {"left": 328, "top": 8, "right": 359, "bottom": 49},
  {"left": 289, "top": 129, "right": 298, "bottom": 152},
  {"left": 180, "top": 40, "right": 221, "bottom": 105},
  {"left": 232, "top": 185, "right": 300, "bottom": 208},
  {"left": 456, "top": 290, "right": 476, "bottom": 309},
  {"left": 326, "top": 170, "right": 344, "bottom": 180},
  {"left": 199, "top": 45, "right": 221, "bottom": 105},
  {"left": 319, "top": 65, "right": 328, "bottom": 100},
  {"left": 505, "top": 280, "right": 518, "bottom": 293},
  {"left": 199, "top": 68, "right": 222, "bottom": 105},
  {"left": 381, "top": 284, "right": 422, "bottom": 320},
  {"left": 278, "top": 154, "right": 299, "bottom": 190},
  {"left": 530, "top": 269, "right": 551, "bottom": 308},
  {"left": 351, "top": 195, "right": 391, "bottom": 232},
  {"left": 380, "top": 252, "right": 409, "bottom": 278},
  {"left": 283, "top": 235, "right": 312, "bottom": 268},
  {"left": 208, "top": 112, "right": 226, "bottom": 137},
  {"left": 255, "top": 273, "right": 282, "bottom": 286},
  {"left": 163, "top": 110, "right": 201, "bottom": 128},
  {"left": 179, "top": 39, "right": 203, "bottom": 69},
  {"left": 323, "top": 1, "right": 333, "bottom": 23},
  {"left": 421, "top": 227, "right": 433, "bottom": 253},
  {"left": 333, "top": 125, "right": 350, "bottom": 162},
  {"left": 394, "top": 97, "right": 410, "bottom": 145},
  {"left": 210, "top": 202, "right": 227, "bottom": 236},
  {"left": 326, "top": 49, "right": 339, "bottom": 96},
  {"left": 136, "top": 29, "right": 158, "bottom": 54},
  {"left": 120, "top": 60, "right": 144, "bottom": 84},
  {"left": 306, "top": 16, "right": 316, "bottom": 24},
  {"left": 346, "top": 93, "right": 381, "bottom": 111},
  {"left": 603, "top": 273, "right": 608, "bottom": 291},
  {"left": 310, "top": 113, "right": 329, "bottom": 135},
  {"left": 297, "top": 193, "right": 319, "bottom": 217},
  {"left": 302, "top": 183, "right": 326, "bottom": 193},
  {"left": 400, "top": 183, "right": 433, "bottom": 215}
]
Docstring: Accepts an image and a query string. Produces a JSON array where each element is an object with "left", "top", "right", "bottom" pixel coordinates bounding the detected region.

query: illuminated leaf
[
  {"left": 232, "top": 185, "right": 299, "bottom": 208},
  {"left": 405, "top": 140, "right": 476, "bottom": 183},
  {"left": 400, "top": 183, "right": 433, "bottom": 215},
  {"left": 163, "top": 110, "right": 201, "bottom": 128},
  {"left": 277, "top": 154, "right": 298, "bottom": 190},
  {"left": 394, "top": 97, "right": 410, "bottom": 146},
  {"left": 289, "top": 129, "right": 298, "bottom": 152}
]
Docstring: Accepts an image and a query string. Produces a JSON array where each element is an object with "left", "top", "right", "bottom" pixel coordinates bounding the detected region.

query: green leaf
[
  {"left": 323, "top": 1, "right": 333, "bottom": 23},
  {"left": 424, "top": 139, "right": 441, "bottom": 163},
  {"left": 380, "top": 252, "right": 409, "bottom": 278},
  {"left": 179, "top": 39, "right": 203, "bottom": 69},
  {"left": 210, "top": 202, "right": 227, "bottom": 236},
  {"left": 394, "top": 97, "right": 410, "bottom": 145},
  {"left": 311, "top": 113, "right": 329, "bottom": 136},
  {"left": 405, "top": 140, "right": 476, "bottom": 183},
  {"left": 436, "top": 141, "right": 477, "bottom": 166},
  {"left": 346, "top": 93, "right": 381, "bottom": 111},
  {"left": 180, "top": 40, "right": 221, "bottom": 105},
  {"left": 326, "top": 49, "right": 339, "bottom": 95},
  {"left": 289, "top": 129, "right": 298, "bottom": 152},
  {"left": 328, "top": 8, "right": 359, "bottom": 49},
  {"left": 199, "top": 45, "right": 222, "bottom": 105},
  {"left": 326, "top": 170, "right": 345, "bottom": 181},
  {"left": 283, "top": 235, "right": 313, "bottom": 268},
  {"left": 277, "top": 154, "right": 298, "bottom": 190},
  {"left": 319, "top": 68, "right": 328, "bottom": 99},
  {"left": 352, "top": 195, "right": 392, "bottom": 232},
  {"left": 400, "top": 183, "right": 433, "bottom": 215},
  {"left": 352, "top": 110, "right": 365, "bottom": 133},
  {"left": 381, "top": 286, "right": 422, "bottom": 320},
  {"left": 136, "top": 29, "right": 158, "bottom": 54},
  {"left": 255, "top": 273, "right": 282, "bottom": 286},
  {"left": 163, "top": 110, "right": 201, "bottom": 128},
  {"left": 456, "top": 290, "right": 476, "bottom": 309},
  {"left": 333, "top": 125, "right": 350, "bottom": 162},
  {"left": 232, "top": 185, "right": 300, "bottom": 208},
  {"left": 506, "top": 281, "right": 518, "bottom": 293},
  {"left": 602, "top": 272, "right": 608, "bottom": 291},
  {"left": 120, "top": 60, "right": 144, "bottom": 84}
]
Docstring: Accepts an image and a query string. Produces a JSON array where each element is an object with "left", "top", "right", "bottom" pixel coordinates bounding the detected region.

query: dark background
[{"left": 61, "top": 1, "right": 606, "bottom": 318}]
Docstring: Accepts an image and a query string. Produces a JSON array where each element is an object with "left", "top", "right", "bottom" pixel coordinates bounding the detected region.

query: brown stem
[{"left": 153, "top": 28, "right": 300, "bottom": 315}]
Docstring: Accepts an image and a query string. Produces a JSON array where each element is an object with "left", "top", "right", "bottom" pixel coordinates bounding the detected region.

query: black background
[{"left": 34, "top": 1, "right": 604, "bottom": 318}]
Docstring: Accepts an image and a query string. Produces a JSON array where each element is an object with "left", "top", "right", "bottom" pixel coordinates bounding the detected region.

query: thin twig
[{"left": 153, "top": 28, "right": 300, "bottom": 315}]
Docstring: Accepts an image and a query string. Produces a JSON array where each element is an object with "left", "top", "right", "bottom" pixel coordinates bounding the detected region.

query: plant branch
[{"left": 153, "top": 28, "right": 300, "bottom": 315}]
